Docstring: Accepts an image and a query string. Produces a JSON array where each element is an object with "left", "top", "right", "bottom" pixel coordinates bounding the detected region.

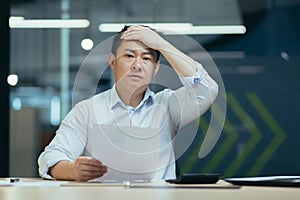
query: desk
[{"left": 0, "top": 178, "right": 299, "bottom": 200}]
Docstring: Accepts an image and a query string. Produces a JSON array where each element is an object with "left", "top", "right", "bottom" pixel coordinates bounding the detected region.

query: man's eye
[
  {"left": 125, "top": 54, "right": 134, "bottom": 58},
  {"left": 143, "top": 57, "right": 152, "bottom": 61}
]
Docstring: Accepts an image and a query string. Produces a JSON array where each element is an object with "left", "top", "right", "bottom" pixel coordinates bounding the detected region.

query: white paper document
[{"left": 0, "top": 179, "right": 68, "bottom": 187}]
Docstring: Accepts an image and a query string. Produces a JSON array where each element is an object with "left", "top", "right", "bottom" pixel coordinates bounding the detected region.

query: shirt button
[{"left": 193, "top": 77, "right": 201, "bottom": 83}]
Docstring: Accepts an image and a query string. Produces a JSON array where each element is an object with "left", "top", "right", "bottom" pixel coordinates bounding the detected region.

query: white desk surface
[{"left": 0, "top": 178, "right": 299, "bottom": 200}]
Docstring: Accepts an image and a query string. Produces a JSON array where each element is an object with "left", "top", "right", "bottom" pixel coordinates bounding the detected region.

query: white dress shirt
[{"left": 38, "top": 62, "right": 218, "bottom": 181}]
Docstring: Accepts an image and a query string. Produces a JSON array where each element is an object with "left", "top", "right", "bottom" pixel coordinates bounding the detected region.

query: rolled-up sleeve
[
  {"left": 38, "top": 103, "right": 88, "bottom": 179},
  {"left": 169, "top": 62, "right": 219, "bottom": 129}
]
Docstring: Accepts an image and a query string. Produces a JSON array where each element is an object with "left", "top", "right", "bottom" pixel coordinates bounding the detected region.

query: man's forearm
[{"left": 158, "top": 40, "right": 197, "bottom": 77}]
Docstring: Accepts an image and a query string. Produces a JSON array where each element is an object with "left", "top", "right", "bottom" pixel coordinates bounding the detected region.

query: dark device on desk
[
  {"left": 166, "top": 173, "right": 222, "bottom": 184},
  {"left": 223, "top": 176, "right": 300, "bottom": 187}
]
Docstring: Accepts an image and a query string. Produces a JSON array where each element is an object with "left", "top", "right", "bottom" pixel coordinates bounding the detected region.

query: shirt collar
[
  {"left": 141, "top": 87, "right": 154, "bottom": 105},
  {"left": 110, "top": 84, "right": 154, "bottom": 109}
]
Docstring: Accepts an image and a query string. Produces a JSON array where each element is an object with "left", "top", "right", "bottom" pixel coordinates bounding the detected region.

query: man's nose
[{"left": 131, "top": 58, "right": 142, "bottom": 71}]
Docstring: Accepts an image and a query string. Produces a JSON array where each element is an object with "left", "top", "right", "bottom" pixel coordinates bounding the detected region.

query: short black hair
[{"left": 111, "top": 25, "right": 160, "bottom": 62}]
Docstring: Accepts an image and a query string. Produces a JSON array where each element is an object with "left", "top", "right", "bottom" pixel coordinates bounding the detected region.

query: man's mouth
[{"left": 128, "top": 74, "right": 143, "bottom": 79}]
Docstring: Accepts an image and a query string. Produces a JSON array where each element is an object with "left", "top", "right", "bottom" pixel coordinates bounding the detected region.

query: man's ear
[
  {"left": 108, "top": 53, "right": 116, "bottom": 70},
  {"left": 153, "top": 61, "right": 160, "bottom": 76}
]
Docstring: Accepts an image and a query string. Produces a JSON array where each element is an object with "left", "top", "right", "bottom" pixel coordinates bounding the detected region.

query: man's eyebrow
[
  {"left": 124, "top": 48, "right": 155, "bottom": 56},
  {"left": 124, "top": 48, "right": 135, "bottom": 53}
]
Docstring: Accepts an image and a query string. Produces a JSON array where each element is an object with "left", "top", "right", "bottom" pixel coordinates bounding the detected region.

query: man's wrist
[
  {"left": 50, "top": 160, "right": 76, "bottom": 181},
  {"left": 68, "top": 161, "right": 77, "bottom": 181}
]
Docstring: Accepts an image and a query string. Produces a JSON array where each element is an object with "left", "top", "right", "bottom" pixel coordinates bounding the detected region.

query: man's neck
[{"left": 115, "top": 83, "right": 147, "bottom": 108}]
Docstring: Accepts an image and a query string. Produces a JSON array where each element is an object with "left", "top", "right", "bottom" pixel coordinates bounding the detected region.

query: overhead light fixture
[
  {"left": 99, "top": 23, "right": 193, "bottom": 33},
  {"left": 7, "top": 74, "right": 18, "bottom": 86},
  {"left": 98, "top": 23, "right": 246, "bottom": 35},
  {"left": 9, "top": 16, "right": 90, "bottom": 28},
  {"left": 180, "top": 25, "right": 246, "bottom": 35},
  {"left": 81, "top": 38, "right": 94, "bottom": 51}
]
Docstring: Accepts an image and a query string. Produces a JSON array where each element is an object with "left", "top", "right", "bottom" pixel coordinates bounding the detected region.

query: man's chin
[{"left": 129, "top": 83, "right": 148, "bottom": 92}]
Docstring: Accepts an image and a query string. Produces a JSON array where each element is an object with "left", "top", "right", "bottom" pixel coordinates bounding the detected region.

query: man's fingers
[
  {"left": 77, "top": 166, "right": 107, "bottom": 181},
  {"left": 121, "top": 26, "right": 146, "bottom": 40},
  {"left": 121, "top": 31, "right": 140, "bottom": 41},
  {"left": 80, "top": 167, "right": 107, "bottom": 177},
  {"left": 74, "top": 163, "right": 107, "bottom": 174},
  {"left": 120, "top": 25, "right": 162, "bottom": 50},
  {"left": 75, "top": 163, "right": 107, "bottom": 173},
  {"left": 76, "top": 157, "right": 104, "bottom": 167},
  {"left": 73, "top": 157, "right": 108, "bottom": 181},
  {"left": 73, "top": 158, "right": 108, "bottom": 181}
]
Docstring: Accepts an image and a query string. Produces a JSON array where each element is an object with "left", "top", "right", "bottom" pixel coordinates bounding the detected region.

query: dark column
[{"left": 0, "top": 0, "right": 10, "bottom": 176}]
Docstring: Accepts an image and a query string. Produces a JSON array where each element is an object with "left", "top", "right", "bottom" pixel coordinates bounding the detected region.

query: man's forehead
[
  {"left": 120, "top": 40, "right": 150, "bottom": 49},
  {"left": 118, "top": 40, "right": 152, "bottom": 51}
]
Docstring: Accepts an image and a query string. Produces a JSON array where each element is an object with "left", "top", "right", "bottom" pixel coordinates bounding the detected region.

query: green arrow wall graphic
[
  {"left": 202, "top": 118, "right": 239, "bottom": 173},
  {"left": 224, "top": 93, "right": 262, "bottom": 177},
  {"left": 245, "top": 93, "right": 286, "bottom": 176},
  {"left": 201, "top": 100, "right": 238, "bottom": 173},
  {"left": 179, "top": 93, "right": 286, "bottom": 177},
  {"left": 180, "top": 117, "right": 209, "bottom": 173}
]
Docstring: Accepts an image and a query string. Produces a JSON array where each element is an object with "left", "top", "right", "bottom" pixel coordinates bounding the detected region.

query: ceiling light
[
  {"left": 81, "top": 38, "right": 94, "bottom": 50},
  {"left": 9, "top": 16, "right": 90, "bottom": 28},
  {"left": 180, "top": 25, "right": 246, "bottom": 35},
  {"left": 7, "top": 74, "right": 18, "bottom": 86},
  {"left": 98, "top": 23, "right": 246, "bottom": 35},
  {"left": 99, "top": 23, "right": 193, "bottom": 33}
]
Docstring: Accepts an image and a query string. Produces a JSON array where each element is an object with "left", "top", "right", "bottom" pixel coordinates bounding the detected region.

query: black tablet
[
  {"left": 223, "top": 176, "right": 300, "bottom": 187},
  {"left": 166, "top": 173, "right": 222, "bottom": 184}
]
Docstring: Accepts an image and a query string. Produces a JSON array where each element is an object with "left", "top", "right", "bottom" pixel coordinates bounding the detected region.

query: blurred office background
[{"left": 1, "top": 0, "right": 300, "bottom": 177}]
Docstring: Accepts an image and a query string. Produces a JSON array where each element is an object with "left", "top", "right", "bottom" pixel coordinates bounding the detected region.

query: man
[{"left": 38, "top": 25, "right": 218, "bottom": 182}]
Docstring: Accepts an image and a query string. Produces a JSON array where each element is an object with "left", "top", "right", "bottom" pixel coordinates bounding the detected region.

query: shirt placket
[{"left": 126, "top": 106, "right": 135, "bottom": 127}]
